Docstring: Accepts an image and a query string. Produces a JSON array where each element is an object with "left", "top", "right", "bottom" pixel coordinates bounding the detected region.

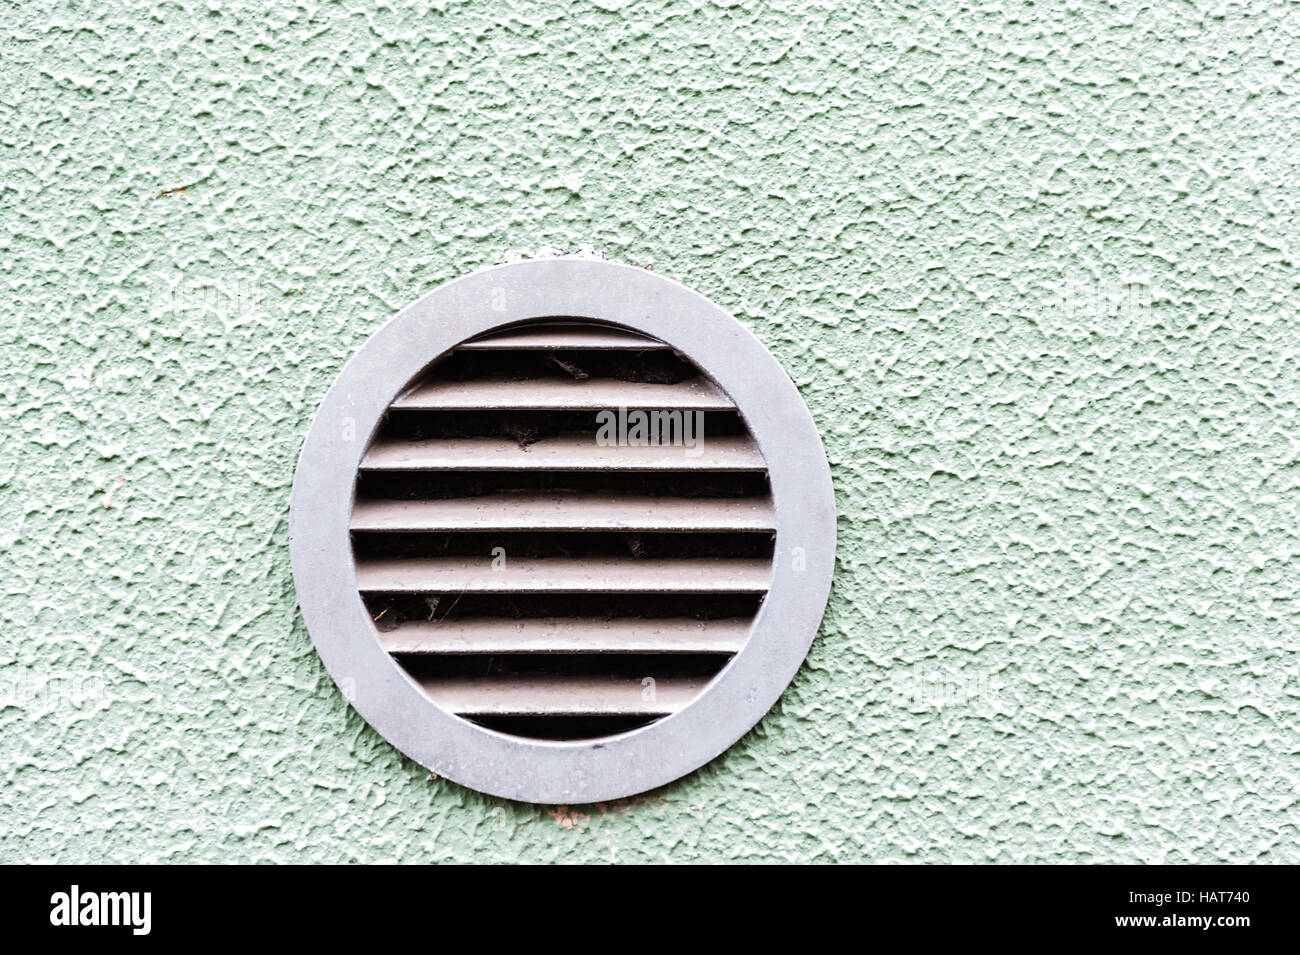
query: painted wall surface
[{"left": 2, "top": 0, "right": 1297, "bottom": 864}]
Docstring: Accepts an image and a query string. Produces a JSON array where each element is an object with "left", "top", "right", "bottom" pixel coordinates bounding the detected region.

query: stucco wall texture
[{"left": 1, "top": 0, "right": 1297, "bottom": 864}]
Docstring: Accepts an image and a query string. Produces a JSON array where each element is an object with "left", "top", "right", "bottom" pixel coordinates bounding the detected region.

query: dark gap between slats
[
  {"left": 468, "top": 714, "right": 660, "bottom": 740},
  {"left": 425, "top": 348, "right": 698, "bottom": 384},
  {"left": 352, "top": 530, "right": 775, "bottom": 560},
  {"left": 401, "top": 653, "right": 728, "bottom": 681},
  {"left": 356, "top": 469, "right": 770, "bottom": 500},
  {"left": 378, "top": 408, "right": 747, "bottom": 442},
  {"left": 363, "top": 593, "right": 763, "bottom": 626},
  {"left": 464, "top": 317, "right": 663, "bottom": 343}
]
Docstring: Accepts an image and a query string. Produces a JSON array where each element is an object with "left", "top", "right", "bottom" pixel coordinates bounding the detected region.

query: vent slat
[
  {"left": 418, "top": 675, "right": 706, "bottom": 716},
  {"left": 391, "top": 377, "right": 731, "bottom": 411},
  {"left": 457, "top": 326, "right": 669, "bottom": 351},
  {"left": 380, "top": 617, "right": 751, "bottom": 654},
  {"left": 360, "top": 434, "right": 765, "bottom": 471},
  {"left": 356, "top": 556, "right": 772, "bottom": 594},
  {"left": 351, "top": 494, "right": 776, "bottom": 532}
]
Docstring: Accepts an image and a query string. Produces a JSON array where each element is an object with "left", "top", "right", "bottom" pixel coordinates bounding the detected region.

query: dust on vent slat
[
  {"left": 360, "top": 434, "right": 766, "bottom": 472},
  {"left": 418, "top": 674, "right": 707, "bottom": 716},
  {"left": 350, "top": 493, "right": 776, "bottom": 533},
  {"left": 355, "top": 556, "right": 772, "bottom": 594},
  {"left": 380, "top": 616, "right": 752, "bottom": 655},
  {"left": 391, "top": 377, "right": 732, "bottom": 411},
  {"left": 456, "top": 326, "right": 670, "bottom": 351}
]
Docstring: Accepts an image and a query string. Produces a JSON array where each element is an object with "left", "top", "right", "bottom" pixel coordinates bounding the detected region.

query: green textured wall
[{"left": 3, "top": 0, "right": 1298, "bottom": 863}]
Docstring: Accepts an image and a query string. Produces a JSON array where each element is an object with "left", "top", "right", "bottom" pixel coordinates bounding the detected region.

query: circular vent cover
[{"left": 290, "top": 259, "right": 835, "bottom": 803}]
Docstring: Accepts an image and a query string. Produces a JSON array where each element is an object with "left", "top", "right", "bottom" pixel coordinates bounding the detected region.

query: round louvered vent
[{"left": 291, "top": 258, "right": 835, "bottom": 803}]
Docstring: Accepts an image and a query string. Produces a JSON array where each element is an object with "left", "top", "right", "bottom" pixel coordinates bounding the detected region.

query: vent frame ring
[{"left": 290, "top": 258, "right": 836, "bottom": 803}]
